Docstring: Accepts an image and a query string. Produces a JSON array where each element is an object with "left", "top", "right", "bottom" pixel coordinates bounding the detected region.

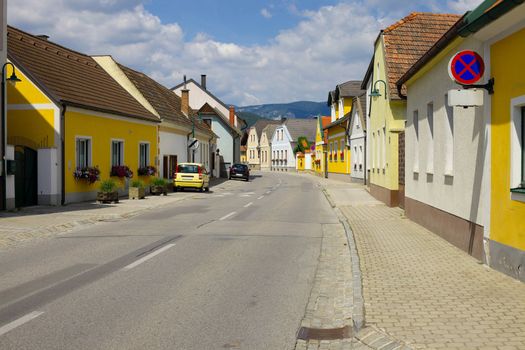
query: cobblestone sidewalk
[{"left": 321, "top": 180, "right": 525, "bottom": 350}]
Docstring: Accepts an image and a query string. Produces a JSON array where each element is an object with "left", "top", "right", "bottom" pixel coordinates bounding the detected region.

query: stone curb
[{"left": 320, "top": 185, "right": 412, "bottom": 350}]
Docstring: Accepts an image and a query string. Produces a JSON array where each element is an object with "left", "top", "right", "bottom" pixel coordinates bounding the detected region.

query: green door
[{"left": 15, "top": 146, "right": 38, "bottom": 207}]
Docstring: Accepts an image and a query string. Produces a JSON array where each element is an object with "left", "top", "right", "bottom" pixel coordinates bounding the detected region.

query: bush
[
  {"left": 73, "top": 166, "right": 100, "bottom": 184},
  {"left": 99, "top": 179, "right": 118, "bottom": 193},
  {"left": 130, "top": 179, "right": 144, "bottom": 188},
  {"left": 137, "top": 165, "right": 156, "bottom": 176},
  {"left": 151, "top": 177, "right": 167, "bottom": 186},
  {"left": 110, "top": 165, "right": 133, "bottom": 178}
]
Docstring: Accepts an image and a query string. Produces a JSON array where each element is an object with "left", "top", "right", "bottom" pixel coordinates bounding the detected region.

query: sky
[{"left": 7, "top": 0, "right": 483, "bottom": 106}]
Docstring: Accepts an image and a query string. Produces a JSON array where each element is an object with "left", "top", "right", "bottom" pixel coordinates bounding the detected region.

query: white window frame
[
  {"left": 413, "top": 110, "right": 419, "bottom": 173},
  {"left": 111, "top": 139, "right": 124, "bottom": 167},
  {"left": 340, "top": 140, "right": 345, "bottom": 161},
  {"left": 444, "top": 95, "right": 454, "bottom": 176},
  {"left": 75, "top": 136, "right": 92, "bottom": 169},
  {"left": 426, "top": 102, "right": 434, "bottom": 174},
  {"left": 510, "top": 96, "right": 525, "bottom": 202},
  {"left": 139, "top": 142, "right": 150, "bottom": 168}
]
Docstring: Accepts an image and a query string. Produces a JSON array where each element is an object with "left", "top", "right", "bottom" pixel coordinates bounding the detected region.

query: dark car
[{"left": 229, "top": 163, "right": 250, "bottom": 181}]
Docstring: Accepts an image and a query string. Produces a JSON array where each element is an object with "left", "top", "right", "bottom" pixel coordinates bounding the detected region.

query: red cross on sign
[{"left": 448, "top": 50, "right": 485, "bottom": 85}]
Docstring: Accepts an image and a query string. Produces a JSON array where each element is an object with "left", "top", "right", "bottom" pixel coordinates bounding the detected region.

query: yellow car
[{"left": 174, "top": 163, "right": 210, "bottom": 192}]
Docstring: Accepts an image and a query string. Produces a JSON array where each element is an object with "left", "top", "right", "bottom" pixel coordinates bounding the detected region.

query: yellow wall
[
  {"left": 490, "top": 27, "right": 525, "bottom": 251},
  {"left": 314, "top": 120, "right": 326, "bottom": 175},
  {"left": 369, "top": 38, "right": 406, "bottom": 190},
  {"left": 297, "top": 155, "right": 305, "bottom": 171},
  {"left": 7, "top": 67, "right": 51, "bottom": 105},
  {"left": 326, "top": 125, "right": 350, "bottom": 174},
  {"left": 65, "top": 109, "right": 158, "bottom": 193},
  {"left": 342, "top": 98, "right": 352, "bottom": 117}
]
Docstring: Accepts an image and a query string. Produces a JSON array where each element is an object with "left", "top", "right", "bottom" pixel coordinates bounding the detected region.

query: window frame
[
  {"left": 139, "top": 142, "right": 150, "bottom": 169},
  {"left": 111, "top": 139, "right": 124, "bottom": 167},
  {"left": 510, "top": 97, "right": 525, "bottom": 202},
  {"left": 75, "top": 136, "right": 92, "bottom": 169}
]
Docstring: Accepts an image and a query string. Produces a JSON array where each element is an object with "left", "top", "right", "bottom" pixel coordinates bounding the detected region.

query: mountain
[{"left": 237, "top": 101, "right": 329, "bottom": 121}]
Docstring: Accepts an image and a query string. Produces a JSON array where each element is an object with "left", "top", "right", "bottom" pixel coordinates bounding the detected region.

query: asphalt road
[{"left": 0, "top": 171, "right": 338, "bottom": 350}]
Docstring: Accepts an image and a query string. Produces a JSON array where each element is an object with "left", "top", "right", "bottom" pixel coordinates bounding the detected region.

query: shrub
[
  {"left": 137, "top": 165, "right": 156, "bottom": 176},
  {"left": 130, "top": 179, "right": 144, "bottom": 188},
  {"left": 73, "top": 166, "right": 100, "bottom": 184},
  {"left": 99, "top": 179, "right": 118, "bottom": 193},
  {"left": 151, "top": 177, "right": 167, "bottom": 186},
  {"left": 110, "top": 165, "right": 133, "bottom": 178}
]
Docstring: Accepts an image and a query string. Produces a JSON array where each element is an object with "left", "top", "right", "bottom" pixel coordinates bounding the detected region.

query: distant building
[
  {"left": 247, "top": 119, "right": 280, "bottom": 170},
  {"left": 271, "top": 119, "right": 317, "bottom": 172},
  {"left": 349, "top": 95, "right": 367, "bottom": 183}
]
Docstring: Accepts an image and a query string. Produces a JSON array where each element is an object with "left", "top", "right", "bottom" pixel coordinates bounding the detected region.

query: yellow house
[
  {"left": 324, "top": 81, "right": 362, "bottom": 180},
  {"left": 362, "top": 13, "right": 459, "bottom": 207},
  {"left": 314, "top": 116, "right": 331, "bottom": 177},
  {"left": 6, "top": 26, "right": 159, "bottom": 206}
]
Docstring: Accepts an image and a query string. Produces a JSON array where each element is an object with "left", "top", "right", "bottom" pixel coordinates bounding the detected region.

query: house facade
[
  {"left": 172, "top": 77, "right": 242, "bottom": 170},
  {"left": 363, "top": 12, "right": 460, "bottom": 207},
  {"left": 349, "top": 95, "right": 367, "bottom": 182},
  {"left": 260, "top": 124, "right": 279, "bottom": 171},
  {"left": 93, "top": 56, "right": 215, "bottom": 180},
  {"left": 325, "top": 81, "right": 363, "bottom": 181},
  {"left": 6, "top": 26, "right": 158, "bottom": 206},
  {"left": 271, "top": 119, "right": 317, "bottom": 172},
  {"left": 247, "top": 119, "right": 280, "bottom": 170},
  {"left": 314, "top": 116, "right": 331, "bottom": 177}
]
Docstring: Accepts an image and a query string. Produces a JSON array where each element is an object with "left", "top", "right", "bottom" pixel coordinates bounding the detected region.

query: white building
[
  {"left": 349, "top": 95, "right": 367, "bottom": 182},
  {"left": 172, "top": 76, "right": 243, "bottom": 172},
  {"left": 271, "top": 118, "right": 317, "bottom": 172}
]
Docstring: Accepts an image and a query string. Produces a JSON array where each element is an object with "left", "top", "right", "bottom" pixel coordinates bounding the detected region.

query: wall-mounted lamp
[{"left": 369, "top": 80, "right": 387, "bottom": 100}]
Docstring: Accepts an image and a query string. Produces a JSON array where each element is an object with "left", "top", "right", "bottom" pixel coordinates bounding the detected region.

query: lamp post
[
  {"left": 369, "top": 79, "right": 387, "bottom": 99},
  {"left": 1, "top": 62, "right": 21, "bottom": 210}
]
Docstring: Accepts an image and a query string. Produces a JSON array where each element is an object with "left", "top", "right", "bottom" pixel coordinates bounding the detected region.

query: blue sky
[{"left": 8, "top": 0, "right": 483, "bottom": 105}]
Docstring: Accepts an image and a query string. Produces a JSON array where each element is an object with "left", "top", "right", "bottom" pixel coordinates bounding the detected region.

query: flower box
[
  {"left": 150, "top": 185, "right": 167, "bottom": 196},
  {"left": 73, "top": 166, "right": 100, "bottom": 184},
  {"left": 137, "top": 165, "right": 156, "bottom": 176},
  {"left": 129, "top": 187, "right": 145, "bottom": 200},
  {"left": 110, "top": 165, "right": 133, "bottom": 178},
  {"left": 96, "top": 191, "right": 119, "bottom": 203}
]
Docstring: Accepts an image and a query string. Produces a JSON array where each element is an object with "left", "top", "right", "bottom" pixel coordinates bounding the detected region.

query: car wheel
[
  {"left": 245, "top": 177, "right": 249, "bottom": 182},
  {"left": 200, "top": 186, "right": 204, "bottom": 192},
  {"left": 205, "top": 187, "right": 210, "bottom": 192},
  {"left": 173, "top": 187, "right": 178, "bottom": 192},
  {"left": 229, "top": 176, "right": 232, "bottom": 180}
]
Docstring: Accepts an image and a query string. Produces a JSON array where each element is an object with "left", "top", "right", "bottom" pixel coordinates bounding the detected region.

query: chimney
[
  {"left": 37, "top": 35, "right": 49, "bottom": 41},
  {"left": 181, "top": 75, "right": 189, "bottom": 116},
  {"left": 201, "top": 74, "right": 207, "bottom": 90},
  {"left": 229, "top": 105, "right": 235, "bottom": 127}
]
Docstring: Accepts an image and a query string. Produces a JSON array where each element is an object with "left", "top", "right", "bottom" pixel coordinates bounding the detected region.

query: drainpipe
[{"left": 60, "top": 104, "right": 66, "bottom": 205}]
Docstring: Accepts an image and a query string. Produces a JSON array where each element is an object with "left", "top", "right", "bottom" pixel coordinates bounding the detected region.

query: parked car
[
  {"left": 229, "top": 163, "right": 250, "bottom": 181},
  {"left": 174, "top": 163, "right": 210, "bottom": 192}
]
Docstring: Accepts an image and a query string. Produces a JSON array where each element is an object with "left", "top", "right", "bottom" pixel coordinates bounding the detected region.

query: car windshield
[
  {"left": 178, "top": 165, "right": 200, "bottom": 173},
  {"left": 233, "top": 164, "right": 247, "bottom": 171}
]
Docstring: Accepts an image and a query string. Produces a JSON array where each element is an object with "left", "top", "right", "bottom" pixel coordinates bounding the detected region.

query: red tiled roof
[
  {"left": 7, "top": 26, "right": 158, "bottom": 122},
  {"left": 382, "top": 12, "right": 461, "bottom": 99}
]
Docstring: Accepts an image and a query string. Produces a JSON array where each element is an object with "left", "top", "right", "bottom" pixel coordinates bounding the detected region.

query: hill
[{"left": 237, "top": 101, "right": 329, "bottom": 122}]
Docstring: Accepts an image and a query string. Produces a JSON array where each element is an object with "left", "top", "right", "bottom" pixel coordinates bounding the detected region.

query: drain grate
[{"left": 297, "top": 325, "right": 352, "bottom": 340}]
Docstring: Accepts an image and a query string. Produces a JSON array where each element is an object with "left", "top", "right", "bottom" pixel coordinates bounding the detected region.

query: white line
[
  {"left": 123, "top": 244, "right": 176, "bottom": 270},
  {"left": 265, "top": 191, "right": 271, "bottom": 194},
  {"left": 244, "top": 202, "right": 253, "bottom": 208},
  {"left": 0, "top": 311, "right": 44, "bottom": 336},
  {"left": 257, "top": 196, "right": 264, "bottom": 200},
  {"left": 219, "top": 211, "right": 237, "bottom": 221}
]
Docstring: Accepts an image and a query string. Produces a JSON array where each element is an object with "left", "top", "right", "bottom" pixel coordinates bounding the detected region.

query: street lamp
[
  {"left": 370, "top": 79, "right": 387, "bottom": 99},
  {"left": 1, "top": 62, "right": 21, "bottom": 210}
]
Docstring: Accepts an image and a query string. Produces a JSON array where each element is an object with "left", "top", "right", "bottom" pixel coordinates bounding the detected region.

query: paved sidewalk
[
  {"left": 0, "top": 178, "right": 229, "bottom": 251},
  {"left": 318, "top": 177, "right": 525, "bottom": 350}
]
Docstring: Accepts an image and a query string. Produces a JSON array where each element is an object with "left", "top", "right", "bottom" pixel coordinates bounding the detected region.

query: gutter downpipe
[{"left": 60, "top": 104, "right": 66, "bottom": 205}]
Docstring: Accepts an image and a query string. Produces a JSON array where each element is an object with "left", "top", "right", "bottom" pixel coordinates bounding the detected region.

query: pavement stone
[{"left": 317, "top": 177, "right": 525, "bottom": 350}]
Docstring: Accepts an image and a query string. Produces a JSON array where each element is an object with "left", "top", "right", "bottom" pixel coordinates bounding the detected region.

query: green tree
[{"left": 293, "top": 136, "right": 310, "bottom": 154}]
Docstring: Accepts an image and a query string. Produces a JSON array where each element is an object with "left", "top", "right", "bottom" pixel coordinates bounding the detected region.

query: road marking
[
  {"left": 219, "top": 211, "right": 237, "bottom": 221},
  {"left": 265, "top": 191, "right": 271, "bottom": 194},
  {"left": 123, "top": 244, "right": 176, "bottom": 270},
  {"left": 244, "top": 202, "right": 253, "bottom": 208},
  {"left": 240, "top": 194, "right": 252, "bottom": 197},
  {"left": 0, "top": 311, "right": 44, "bottom": 336},
  {"left": 257, "top": 196, "right": 264, "bottom": 200}
]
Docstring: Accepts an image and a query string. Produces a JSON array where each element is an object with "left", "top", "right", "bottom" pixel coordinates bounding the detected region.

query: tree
[{"left": 293, "top": 136, "right": 310, "bottom": 154}]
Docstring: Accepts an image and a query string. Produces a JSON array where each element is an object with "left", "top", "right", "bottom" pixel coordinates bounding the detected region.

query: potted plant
[
  {"left": 150, "top": 177, "right": 167, "bottom": 196},
  {"left": 73, "top": 166, "right": 100, "bottom": 184},
  {"left": 129, "top": 179, "right": 145, "bottom": 200},
  {"left": 97, "top": 179, "right": 119, "bottom": 203},
  {"left": 110, "top": 165, "right": 133, "bottom": 178},
  {"left": 137, "top": 165, "right": 156, "bottom": 176}
]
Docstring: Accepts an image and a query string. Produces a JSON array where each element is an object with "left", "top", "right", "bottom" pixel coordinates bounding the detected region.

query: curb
[
  {"left": 321, "top": 187, "right": 365, "bottom": 332},
  {"left": 321, "top": 185, "right": 412, "bottom": 350}
]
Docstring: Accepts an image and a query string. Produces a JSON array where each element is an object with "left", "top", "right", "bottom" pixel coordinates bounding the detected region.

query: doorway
[{"left": 15, "top": 146, "right": 38, "bottom": 207}]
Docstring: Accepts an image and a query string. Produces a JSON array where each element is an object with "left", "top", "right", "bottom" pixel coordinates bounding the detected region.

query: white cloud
[
  {"left": 7, "top": 1, "right": 477, "bottom": 106},
  {"left": 447, "top": 0, "right": 484, "bottom": 13},
  {"left": 260, "top": 8, "right": 272, "bottom": 19}
]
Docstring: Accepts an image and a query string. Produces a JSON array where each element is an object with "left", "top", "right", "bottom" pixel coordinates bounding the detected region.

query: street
[{"left": 0, "top": 172, "right": 338, "bottom": 350}]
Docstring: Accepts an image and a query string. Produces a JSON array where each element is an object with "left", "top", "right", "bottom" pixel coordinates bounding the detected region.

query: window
[
  {"left": 444, "top": 95, "right": 454, "bottom": 176},
  {"left": 139, "top": 143, "right": 149, "bottom": 168},
  {"left": 334, "top": 142, "right": 338, "bottom": 161},
  {"left": 413, "top": 110, "right": 419, "bottom": 173},
  {"left": 511, "top": 99, "right": 525, "bottom": 197},
  {"left": 341, "top": 140, "right": 345, "bottom": 161},
  {"left": 427, "top": 102, "right": 434, "bottom": 174},
  {"left": 76, "top": 137, "right": 91, "bottom": 168},
  {"left": 359, "top": 145, "right": 363, "bottom": 170},
  {"left": 522, "top": 107, "right": 525, "bottom": 186},
  {"left": 111, "top": 140, "right": 124, "bottom": 166}
]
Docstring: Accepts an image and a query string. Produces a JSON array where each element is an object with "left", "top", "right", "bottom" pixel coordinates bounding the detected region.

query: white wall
[
  {"left": 6, "top": 144, "right": 14, "bottom": 209},
  {"left": 405, "top": 37, "right": 486, "bottom": 226},
  {"left": 37, "top": 148, "right": 59, "bottom": 205},
  {"left": 271, "top": 126, "right": 295, "bottom": 170},
  {"left": 159, "top": 131, "right": 188, "bottom": 178},
  {"left": 351, "top": 109, "right": 366, "bottom": 180}
]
